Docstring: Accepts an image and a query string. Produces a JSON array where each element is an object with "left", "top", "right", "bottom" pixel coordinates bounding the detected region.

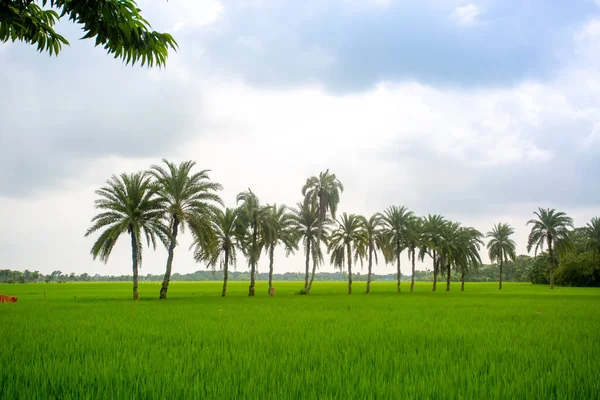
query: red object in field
[
  {"left": 269, "top": 287, "right": 275, "bottom": 296},
  {"left": 0, "top": 294, "right": 18, "bottom": 303}
]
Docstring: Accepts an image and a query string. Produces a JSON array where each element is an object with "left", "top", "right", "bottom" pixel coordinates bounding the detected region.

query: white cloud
[{"left": 451, "top": 3, "right": 483, "bottom": 25}]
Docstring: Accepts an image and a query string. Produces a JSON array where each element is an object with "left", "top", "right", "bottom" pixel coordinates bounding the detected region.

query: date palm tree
[
  {"left": 527, "top": 207, "right": 573, "bottom": 289},
  {"left": 85, "top": 172, "right": 168, "bottom": 300},
  {"left": 193, "top": 208, "right": 241, "bottom": 297},
  {"left": 456, "top": 226, "right": 484, "bottom": 291},
  {"left": 360, "top": 214, "right": 390, "bottom": 294},
  {"left": 419, "top": 214, "right": 448, "bottom": 291},
  {"left": 379, "top": 206, "right": 414, "bottom": 293},
  {"left": 405, "top": 216, "right": 423, "bottom": 292},
  {"left": 439, "top": 221, "right": 461, "bottom": 292},
  {"left": 291, "top": 198, "right": 327, "bottom": 294},
  {"left": 150, "top": 159, "right": 223, "bottom": 299},
  {"left": 486, "top": 223, "right": 517, "bottom": 290},
  {"left": 302, "top": 169, "right": 343, "bottom": 256},
  {"left": 237, "top": 189, "right": 271, "bottom": 296},
  {"left": 584, "top": 217, "right": 600, "bottom": 255},
  {"left": 264, "top": 204, "right": 299, "bottom": 295},
  {"left": 328, "top": 213, "right": 367, "bottom": 295}
]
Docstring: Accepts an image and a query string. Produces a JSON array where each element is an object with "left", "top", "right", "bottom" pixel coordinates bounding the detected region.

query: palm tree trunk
[
  {"left": 366, "top": 246, "right": 373, "bottom": 294},
  {"left": 130, "top": 229, "right": 139, "bottom": 301},
  {"left": 222, "top": 248, "right": 229, "bottom": 297},
  {"left": 396, "top": 240, "right": 401, "bottom": 293},
  {"left": 547, "top": 236, "right": 555, "bottom": 290},
  {"left": 410, "top": 247, "right": 416, "bottom": 292},
  {"left": 446, "top": 263, "right": 451, "bottom": 292},
  {"left": 160, "top": 216, "right": 179, "bottom": 300},
  {"left": 268, "top": 244, "right": 275, "bottom": 296},
  {"left": 306, "top": 256, "right": 318, "bottom": 293},
  {"left": 347, "top": 244, "right": 353, "bottom": 295},
  {"left": 304, "top": 239, "right": 311, "bottom": 291},
  {"left": 432, "top": 251, "right": 438, "bottom": 291},
  {"left": 249, "top": 224, "right": 257, "bottom": 297},
  {"left": 461, "top": 269, "right": 465, "bottom": 291},
  {"left": 499, "top": 258, "right": 503, "bottom": 290}
]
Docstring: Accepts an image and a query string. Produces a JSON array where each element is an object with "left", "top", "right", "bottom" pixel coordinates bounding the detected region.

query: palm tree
[
  {"left": 405, "top": 216, "right": 423, "bottom": 292},
  {"left": 486, "top": 223, "right": 517, "bottom": 290},
  {"left": 584, "top": 217, "right": 600, "bottom": 255},
  {"left": 150, "top": 159, "right": 223, "bottom": 299},
  {"left": 328, "top": 213, "right": 367, "bottom": 294},
  {"left": 237, "top": 189, "right": 271, "bottom": 296},
  {"left": 291, "top": 198, "right": 327, "bottom": 294},
  {"left": 439, "top": 221, "right": 461, "bottom": 292},
  {"left": 527, "top": 207, "right": 574, "bottom": 289},
  {"left": 302, "top": 169, "right": 343, "bottom": 256},
  {"left": 360, "top": 214, "right": 389, "bottom": 294},
  {"left": 193, "top": 208, "right": 241, "bottom": 297},
  {"left": 456, "top": 226, "right": 484, "bottom": 291},
  {"left": 379, "top": 206, "right": 414, "bottom": 293},
  {"left": 263, "top": 204, "right": 298, "bottom": 296},
  {"left": 419, "top": 214, "right": 448, "bottom": 291},
  {"left": 85, "top": 172, "right": 168, "bottom": 300}
]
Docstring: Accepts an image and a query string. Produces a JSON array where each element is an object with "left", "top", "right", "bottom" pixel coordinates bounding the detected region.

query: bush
[
  {"left": 529, "top": 254, "right": 550, "bottom": 284},
  {"left": 555, "top": 252, "right": 600, "bottom": 287}
]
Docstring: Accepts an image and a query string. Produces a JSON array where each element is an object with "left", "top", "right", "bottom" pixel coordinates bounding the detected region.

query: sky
[{"left": 1, "top": 0, "right": 599, "bottom": 277}]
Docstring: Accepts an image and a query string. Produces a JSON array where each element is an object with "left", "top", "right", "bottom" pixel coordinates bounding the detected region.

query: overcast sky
[{"left": 1, "top": 0, "right": 599, "bottom": 277}]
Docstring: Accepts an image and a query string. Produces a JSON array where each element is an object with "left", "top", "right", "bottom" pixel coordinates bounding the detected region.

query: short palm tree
[
  {"left": 194, "top": 208, "right": 241, "bottom": 297},
  {"left": 85, "top": 172, "right": 168, "bottom": 300},
  {"left": 456, "top": 226, "right": 483, "bottom": 291},
  {"left": 291, "top": 198, "right": 326, "bottom": 294},
  {"left": 150, "top": 159, "right": 223, "bottom": 299},
  {"left": 584, "top": 217, "right": 600, "bottom": 255},
  {"left": 237, "top": 189, "right": 271, "bottom": 296},
  {"left": 527, "top": 207, "right": 573, "bottom": 289},
  {"left": 328, "top": 213, "right": 367, "bottom": 295},
  {"left": 379, "top": 205, "right": 414, "bottom": 293},
  {"left": 405, "top": 216, "right": 423, "bottom": 292},
  {"left": 419, "top": 214, "right": 447, "bottom": 291},
  {"left": 302, "top": 169, "right": 343, "bottom": 255},
  {"left": 486, "top": 223, "right": 517, "bottom": 290},
  {"left": 263, "top": 204, "right": 298, "bottom": 295},
  {"left": 360, "top": 214, "right": 389, "bottom": 294}
]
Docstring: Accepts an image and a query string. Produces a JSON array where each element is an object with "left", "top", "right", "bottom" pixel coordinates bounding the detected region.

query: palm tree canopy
[
  {"left": 328, "top": 213, "right": 367, "bottom": 271},
  {"left": 486, "top": 222, "right": 517, "bottom": 265},
  {"left": 264, "top": 203, "right": 299, "bottom": 256},
  {"left": 193, "top": 207, "right": 241, "bottom": 270},
  {"left": 584, "top": 217, "right": 600, "bottom": 254},
  {"left": 150, "top": 159, "right": 224, "bottom": 233},
  {"left": 236, "top": 189, "right": 272, "bottom": 264},
  {"left": 379, "top": 205, "right": 414, "bottom": 261},
  {"left": 85, "top": 171, "right": 169, "bottom": 264},
  {"left": 359, "top": 213, "right": 391, "bottom": 265},
  {"left": 301, "top": 169, "right": 344, "bottom": 223},
  {"left": 291, "top": 198, "right": 328, "bottom": 268},
  {"left": 526, "top": 207, "right": 574, "bottom": 255}
]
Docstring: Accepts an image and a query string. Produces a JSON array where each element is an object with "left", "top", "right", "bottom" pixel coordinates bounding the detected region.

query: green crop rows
[{"left": 1, "top": 282, "right": 599, "bottom": 399}]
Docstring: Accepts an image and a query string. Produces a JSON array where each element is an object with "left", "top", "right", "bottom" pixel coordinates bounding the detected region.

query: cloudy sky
[{"left": 1, "top": 0, "right": 599, "bottom": 277}]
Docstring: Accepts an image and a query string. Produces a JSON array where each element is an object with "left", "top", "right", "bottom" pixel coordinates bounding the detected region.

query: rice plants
[{"left": 0, "top": 282, "right": 599, "bottom": 399}]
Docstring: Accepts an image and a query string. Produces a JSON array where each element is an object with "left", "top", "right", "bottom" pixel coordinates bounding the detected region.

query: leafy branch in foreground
[{"left": 0, "top": 0, "right": 178, "bottom": 67}]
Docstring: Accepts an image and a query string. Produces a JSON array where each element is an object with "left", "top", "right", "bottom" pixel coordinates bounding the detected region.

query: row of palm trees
[{"left": 85, "top": 159, "right": 600, "bottom": 299}]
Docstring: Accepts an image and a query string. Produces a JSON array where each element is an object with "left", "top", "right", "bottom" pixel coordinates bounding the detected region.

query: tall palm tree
[
  {"left": 456, "top": 226, "right": 484, "bottom": 291},
  {"left": 405, "top": 216, "right": 423, "bottom": 292},
  {"left": 291, "top": 198, "right": 327, "bottom": 294},
  {"left": 85, "top": 172, "right": 168, "bottom": 300},
  {"left": 486, "top": 223, "right": 517, "bottom": 290},
  {"left": 328, "top": 213, "right": 367, "bottom": 295},
  {"left": 263, "top": 204, "right": 299, "bottom": 296},
  {"left": 527, "top": 207, "right": 573, "bottom": 289},
  {"left": 439, "top": 221, "right": 461, "bottom": 292},
  {"left": 150, "top": 159, "right": 223, "bottom": 299},
  {"left": 360, "top": 214, "right": 389, "bottom": 294},
  {"left": 193, "top": 208, "right": 241, "bottom": 297},
  {"left": 302, "top": 169, "right": 343, "bottom": 257},
  {"left": 237, "top": 189, "right": 271, "bottom": 296},
  {"left": 379, "top": 205, "right": 414, "bottom": 293},
  {"left": 419, "top": 214, "right": 447, "bottom": 291},
  {"left": 584, "top": 217, "right": 600, "bottom": 255}
]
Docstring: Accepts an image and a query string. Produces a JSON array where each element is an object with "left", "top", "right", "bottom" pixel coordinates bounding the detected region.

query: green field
[{"left": 1, "top": 281, "right": 599, "bottom": 399}]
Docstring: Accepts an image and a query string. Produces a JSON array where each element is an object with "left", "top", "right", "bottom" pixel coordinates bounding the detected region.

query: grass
[{"left": 1, "top": 281, "right": 599, "bottom": 399}]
